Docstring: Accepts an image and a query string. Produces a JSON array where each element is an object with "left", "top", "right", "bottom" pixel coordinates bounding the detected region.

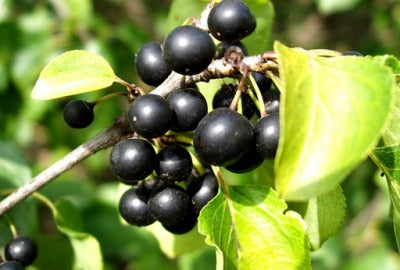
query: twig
[{"left": 0, "top": 114, "right": 130, "bottom": 215}]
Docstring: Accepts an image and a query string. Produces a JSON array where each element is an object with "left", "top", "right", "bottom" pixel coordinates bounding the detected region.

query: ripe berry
[
  {"left": 163, "top": 25, "right": 215, "bottom": 75},
  {"left": 110, "top": 138, "right": 156, "bottom": 183},
  {"left": 167, "top": 88, "right": 208, "bottom": 132},
  {"left": 0, "top": 261, "right": 24, "bottom": 270},
  {"left": 251, "top": 72, "right": 272, "bottom": 93},
  {"left": 193, "top": 108, "right": 254, "bottom": 166},
  {"left": 208, "top": 0, "right": 256, "bottom": 42},
  {"left": 225, "top": 141, "right": 263, "bottom": 173},
  {"left": 215, "top": 41, "right": 247, "bottom": 59},
  {"left": 5, "top": 236, "right": 37, "bottom": 267},
  {"left": 264, "top": 89, "right": 280, "bottom": 115},
  {"left": 212, "top": 84, "right": 256, "bottom": 119},
  {"left": 155, "top": 143, "right": 193, "bottom": 183},
  {"left": 187, "top": 172, "right": 219, "bottom": 213},
  {"left": 254, "top": 113, "right": 279, "bottom": 159},
  {"left": 148, "top": 185, "right": 192, "bottom": 225},
  {"left": 162, "top": 206, "right": 197, "bottom": 234},
  {"left": 63, "top": 100, "right": 95, "bottom": 128},
  {"left": 118, "top": 185, "right": 155, "bottom": 226},
  {"left": 135, "top": 41, "right": 171, "bottom": 86},
  {"left": 128, "top": 94, "right": 173, "bottom": 138}
]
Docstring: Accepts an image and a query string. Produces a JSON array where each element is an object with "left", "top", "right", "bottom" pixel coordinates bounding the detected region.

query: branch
[{"left": 0, "top": 114, "right": 130, "bottom": 215}]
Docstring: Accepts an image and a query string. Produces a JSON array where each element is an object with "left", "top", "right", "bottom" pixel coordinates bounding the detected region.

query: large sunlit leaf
[
  {"left": 274, "top": 42, "right": 394, "bottom": 200},
  {"left": 372, "top": 55, "right": 400, "bottom": 146},
  {"left": 291, "top": 186, "right": 346, "bottom": 250},
  {"left": 371, "top": 145, "right": 400, "bottom": 251},
  {"left": 31, "top": 50, "right": 117, "bottom": 100},
  {"left": 53, "top": 199, "right": 103, "bottom": 270},
  {"left": 199, "top": 185, "right": 311, "bottom": 270}
]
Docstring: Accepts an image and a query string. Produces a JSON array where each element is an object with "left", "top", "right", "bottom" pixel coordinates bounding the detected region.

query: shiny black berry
[
  {"left": 0, "top": 261, "right": 24, "bottom": 270},
  {"left": 148, "top": 185, "right": 192, "bottom": 225},
  {"left": 128, "top": 94, "right": 173, "bottom": 138},
  {"left": 264, "top": 89, "right": 280, "bottom": 115},
  {"left": 163, "top": 25, "right": 215, "bottom": 75},
  {"left": 118, "top": 185, "right": 155, "bottom": 226},
  {"left": 110, "top": 138, "right": 156, "bottom": 183},
  {"left": 225, "top": 141, "right": 263, "bottom": 173},
  {"left": 135, "top": 41, "right": 172, "bottom": 86},
  {"left": 167, "top": 88, "right": 208, "bottom": 132},
  {"left": 208, "top": 0, "right": 256, "bottom": 42},
  {"left": 212, "top": 84, "right": 256, "bottom": 119},
  {"left": 155, "top": 144, "right": 193, "bottom": 183},
  {"left": 215, "top": 41, "right": 247, "bottom": 59},
  {"left": 251, "top": 72, "right": 272, "bottom": 93},
  {"left": 5, "top": 236, "right": 37, "bottom": 267},
  {"left": 254, "top": 114, "right": 279, "bottom": 159},
  {"left": 194, "top": 108, "right": 254, "bottom": 166},
  {"left": 187, "top": 172, "right": 219, "bottom": 213},
  {"left": 162, "top": 206, "right": 197, "bottom": 234},
  {"left": 63, "top": 100, "right": 95, "bottom": 128}
]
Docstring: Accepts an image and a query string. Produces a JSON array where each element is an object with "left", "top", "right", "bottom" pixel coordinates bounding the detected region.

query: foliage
[{"left": 1, "top": 0, "right": 400, "bottom": 269}]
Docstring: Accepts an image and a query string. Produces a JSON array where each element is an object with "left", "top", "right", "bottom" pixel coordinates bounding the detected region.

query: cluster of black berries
[
  {"left": 0, "top": 236, "right": 37, "bottom": 270},
  {"left": 61, "top": 0, "right": 281, "bottom": 234}
]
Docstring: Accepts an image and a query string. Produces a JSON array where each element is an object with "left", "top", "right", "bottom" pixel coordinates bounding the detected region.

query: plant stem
[
  {"left": 93, "top": 92, "right": 128, "bottom": 105},
  {"left": 248, "top": 73, "right": 266, "bottom": 117},
  {"left": 4, "top": 214, "right": 18, "bottom": 237}
]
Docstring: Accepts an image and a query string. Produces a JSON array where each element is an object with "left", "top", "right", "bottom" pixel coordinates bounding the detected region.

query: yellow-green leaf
[
  {"left": 274, "top": 42, "right": 395, "bottom": 201},
  {"left": 31, "top": 50, "right": 117, "bottom": 100}
]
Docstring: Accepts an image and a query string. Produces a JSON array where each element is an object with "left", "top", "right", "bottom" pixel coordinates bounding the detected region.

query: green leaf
[
  {"left": 54, "top": 199, "right": 104, "bottom": 270},
  {"left": 166, "top": 0, "right": 206, "bottom": 32},
  {"left": 290, "top": 186, "right": 346, "bottom": 250},
  {"left": 31, "top": 50, "right": 117, "bottom": 100},
  {"left": 145, "top": 222, "right": 206, "bottom": 258},
  {"left": 274, "top": 42, "right": 394, "bottom": 201},
  {"left": 371, "top": 145, "right": 400, "bottom": 251},
  {"left": 372, "top": 55, "right": 400, "bottom": 146},
  {"left": 199, "top": 185, "right": 311, "bottom": 270}
]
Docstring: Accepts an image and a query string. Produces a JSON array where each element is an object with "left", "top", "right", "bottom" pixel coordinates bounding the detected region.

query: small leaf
[
  {"left": 371, "top": 145, "right": 400, "bottom": 251},
  {"left": 291, "top": 186, "right": 346, "bottom": 250},
  {"left": 199, "top": 185, "right": 311, "bottom": 270},
  {"left": 274, "top": 42, "right": 394, "bottom": 200},
  {"left": 54, "top": 199, "right": 103, "bottom": 270},
  {"left": 31, "top": 50, "right": 117, "bottom": 100}
]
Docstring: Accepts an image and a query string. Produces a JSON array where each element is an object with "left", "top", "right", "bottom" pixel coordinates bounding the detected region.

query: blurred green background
[{"left": 0, "top": 0, "right": 399, "bottom": 269}]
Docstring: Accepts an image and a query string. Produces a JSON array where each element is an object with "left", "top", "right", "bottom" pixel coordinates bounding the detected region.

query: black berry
[
  {"left": 208, "top": 0, "right": 256, "bottom": 42},
  {"left": 225, "top": 141, "right": 263, "bottom": 173},
  {"left": 254, "top": 114, "right": 280, "bottom": 159},
  {"left": 110, "top": 138, "right": 156, "bottom": 183},
  {"left": 5, "top": 236, "right": 37, "bottom": 267},
  {"left": 63, "top": 100, "right": 95, "bottom": 128},
  {"left": 187, "top": 172, "right": 219, "bottom": 213},
  {"left": 163, "top": 25, "right": 215, "bottom": 75},
  {"left": 155, "top": 144, "right": 193, "bottom": 183},
  {"left": 212, "top": 84, "right": 256, "bottom": 119},
  {"left": 162, "top": 206, "right": 197, "bottom": 234},
  {"left": 128, "top": 94, "right": 173, "bottom": 138},
  {"left": 118, "top": 185, "right": 155, "bottom": 226},
  {"left": 194, "top": 108, "right": 254, "bottom": 166},
  {"left": 148, "top": 185, "right": 192, "bottom": 225},
  {"left": 264, "top": 89, "right": 280, "bottom": 115},
  {"left": 251, "top": 72, "right": 272, "bottom": 93},
  {"left": 167, "top": 88, "right": 208, "bottom": 132},
  {"left": 0, "top": 261, "right": 24, "bottom": 270},
  {"left": 135, "top": 41, "right": 171, "bottom": 86}
]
